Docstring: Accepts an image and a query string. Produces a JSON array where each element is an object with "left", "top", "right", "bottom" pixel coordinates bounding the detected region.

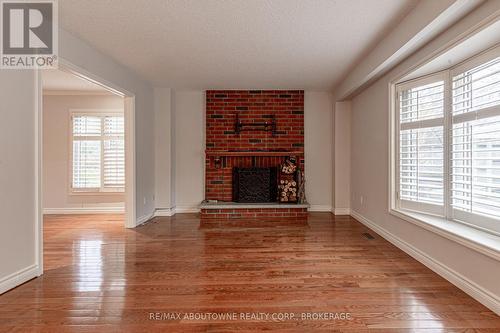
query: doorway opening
[{"left": 38, "top": 64, "right": 136, "bottom": 273}]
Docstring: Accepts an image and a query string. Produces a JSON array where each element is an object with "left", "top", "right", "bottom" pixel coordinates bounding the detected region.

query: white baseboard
[
  {"left": 136, "top": 211, "right": 155, "bottom": 226},
  {"left": 0, "top": 264, "right": 39, "bottom": 295},
  {"left": 174, "top": 205, "right": 200, "bottom": 213},
  {"left": 333, "top": 208, "right": 351, "bottom": 215},
  {"left": 350, "top": 210, "right": 500, "bottom": 316},
  {"left": 43, "top": 206, "right": 125, "bottom": 214},
  {"left": 308, "top": 205, "right": 332, "bottom": 212},
  {"left": 155, "top": 207, "right": 176, "bottom": 217},
  {"left": 136, "top": 206, "right": 199, "bottom": 223}
]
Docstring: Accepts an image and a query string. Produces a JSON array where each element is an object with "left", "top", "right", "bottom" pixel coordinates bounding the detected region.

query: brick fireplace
[{"left": 201, "top": 90, "right": 308, "bottom": 220}]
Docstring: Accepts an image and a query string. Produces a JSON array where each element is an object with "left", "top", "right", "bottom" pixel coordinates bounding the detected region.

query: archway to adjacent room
[{"left": 36, "top": 59, "right": 136, "bottom": 273}]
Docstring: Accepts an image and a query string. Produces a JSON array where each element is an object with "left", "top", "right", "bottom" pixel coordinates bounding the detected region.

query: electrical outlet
[{"left": 143, "top": 197, "right": 146, "bottom": 205}]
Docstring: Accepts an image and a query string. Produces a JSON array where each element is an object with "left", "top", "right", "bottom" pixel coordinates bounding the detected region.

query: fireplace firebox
[{"left": 232, "top": 167, "right": 278, "bottom": 203}]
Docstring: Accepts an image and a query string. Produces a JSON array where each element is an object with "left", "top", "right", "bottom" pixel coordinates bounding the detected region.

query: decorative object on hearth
[
  {"left": 278, "top": 179, "right": 297, "bottom": 202},
  {"left": 278, "top": 157, "right": 298, "bottom": 203},
  {"left": 281, "top": 156, "right": 297, "bottom": 174}
]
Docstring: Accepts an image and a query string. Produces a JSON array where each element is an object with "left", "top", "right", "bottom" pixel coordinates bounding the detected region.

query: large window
[
  {"left": 71, "top": 111, "right": 125, "bottom": 193},
  {"left": 394, "top": 46, "right": 500, "bottom": 235}
]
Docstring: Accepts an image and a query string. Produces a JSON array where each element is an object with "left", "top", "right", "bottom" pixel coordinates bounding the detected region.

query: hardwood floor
[{"left": 0, "top": 213, "right": 499, "bottom": 332}]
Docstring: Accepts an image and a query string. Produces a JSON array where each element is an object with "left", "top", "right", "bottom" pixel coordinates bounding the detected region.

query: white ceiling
[
  {"left": 59, "top": 0, "right": 418, "bottom": 90},
  {"left": 42, "top": 69, "right": 111, "bottom": 92}
]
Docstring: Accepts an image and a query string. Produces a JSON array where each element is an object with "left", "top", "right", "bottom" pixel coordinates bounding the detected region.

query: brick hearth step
[{"left": 200, "top": 201, "right": 309, "bottom": 220}]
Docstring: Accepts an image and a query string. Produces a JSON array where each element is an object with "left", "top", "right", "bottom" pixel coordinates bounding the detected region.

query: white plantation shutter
[
  {"left": 397, "top": 77, "right": 445, "bottom": 215},
  {"left": 71, "top": 113, "right": 125, "bottom": 192},
  {"left": 400, "top": 126, "right": 444, "bottom": 205},
  {"left": 451, "top": 55, "right": 500, "bottom": 229},
  {"left": 452, "top": 57, "right": 500, "bottom": 115},
  {"left": 73, "top": 115, "right": 101, "bottom": 136},
  {"left": 394, "top": 46, "right": 500, "bottom": 235},
  {"left": 72, "top": 116, "right": 102, "bottom": 189},
  {"left": 103, "top": 116, "right": 125, "bottom": 188},
  {"left": 72, "top": 140, "right": 101, "bottom": 189}
]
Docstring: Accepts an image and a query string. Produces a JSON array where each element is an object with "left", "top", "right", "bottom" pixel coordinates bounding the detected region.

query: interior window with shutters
[
  {"left": 71, "top": 112, "right": 125, "bottom": 193},
  {"left": 397, "top": 76, "right": 445, "bottom": 216},
  {"left": 451, "top": 55, "right": 500, "bottom": 232},
  {"left": 394, "top": 46, "right": 500, "bottom": 235}
]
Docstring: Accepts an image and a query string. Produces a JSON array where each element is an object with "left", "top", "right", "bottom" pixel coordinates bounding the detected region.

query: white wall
[
  {"left": 334, "top": 101, "right": 351, "bottom": 214},
  {"left": 173, "top": 90, "right": 205, "bottom": 211},
  {"left": 0, "top": 71, "right": 38, "bottom": 293},
  {"left": 347, "top": 0, "right": 500, "bottom": 313},
  {"left": 42, "top": 94, "right": 125, "bottom": 213},
  {"left": 304, "top": 92, "right": 333, "bottom": 211},
  {"left": 154, "top": 88, "right": 175, "bottom": 211}
]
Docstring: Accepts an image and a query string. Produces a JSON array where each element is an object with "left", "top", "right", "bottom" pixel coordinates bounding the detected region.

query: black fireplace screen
[{"left": 232, "top": 167, "right": 277, "bottom": 203}]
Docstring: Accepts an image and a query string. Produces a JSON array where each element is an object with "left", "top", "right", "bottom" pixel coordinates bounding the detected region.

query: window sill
[
  {"left": 70, "top": 191, "right": 125, "bottom": 196},
  {"left": 390, "top": 209, "right": 500, "bottom": 261}
]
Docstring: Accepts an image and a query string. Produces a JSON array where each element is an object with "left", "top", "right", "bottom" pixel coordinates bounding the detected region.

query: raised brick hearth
[
  {"left": 203, "top": 90, "right": 306, "bottom": 220},
  {"left": 201, "top": 208, "right": 308, "bottom": 220}
]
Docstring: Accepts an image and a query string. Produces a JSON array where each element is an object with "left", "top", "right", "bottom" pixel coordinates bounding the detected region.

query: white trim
[
  {"left": 69, "top": 190, "right": 125, "bottom": 196},
  {"left": 175, "top": 205, "right": 201, "bottom": 214},
  {"left": 308, "top": 205, "right": 332, "bottom": 212},
  {"left": 396, "top": 72, "right": 446, "bottom": 91},
  {"left": 35, "top": 70, "right": 43, "bottom": 276},
  {"left": 57, "top": 58, "right": 134, "bottom": 97},
  {"left": 451, "top": 43, "right": 500, "bottom": 77},
  {"left": 124, "top": 96, "right": 136, "bottom": 228},
  {"left": 0, "top": 265, "right": 39, "bottom": 295},
  {"left": 155, "top": 207, "right": 176, "bottom": 217},
  {"left": 350, "top": 210, "right": 500, "bottom": 316},
  {"left": 136, "top": 211, "right": 155, "bottom": 225},
  {"left": 333, "top": 208, "right": 351, "bottom": 215},
  {"left": 43, "top": 206, "right": 125, "bottom": 215},
  {"left": 453, "top": 209, "right": 500, "bottom": 237},
  {"left": 399, "top": 199, "right": 444, "bottom": 217},
  {"left": 43, "top": 90, "right": 114, "bottom": 96},
  {"left": 389, "top": 208, "right": 500, "bottom": 260}
]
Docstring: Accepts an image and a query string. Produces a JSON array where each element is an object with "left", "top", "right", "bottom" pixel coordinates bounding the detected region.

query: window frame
[
  {"left": 391, "top": 45, "right": 500, "bottom": 237},
  {"left": 69, "top": 109, "right": 125, "bottom": 195},
  {"left": 395, "top": 71, "right": 448, "bottom": 217}
]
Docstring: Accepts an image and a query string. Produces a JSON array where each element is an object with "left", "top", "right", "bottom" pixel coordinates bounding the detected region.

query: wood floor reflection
[{"left": 0, "top": 213, "right": 499, "bottom": 332}]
